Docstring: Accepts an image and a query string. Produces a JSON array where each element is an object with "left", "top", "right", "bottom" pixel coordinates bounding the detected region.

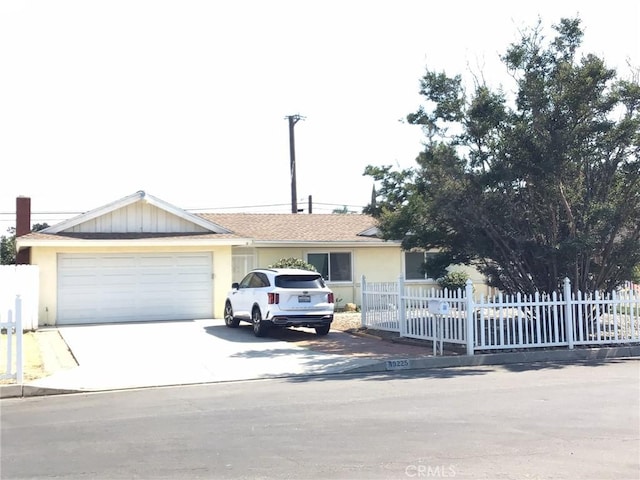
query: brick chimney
[{"left": 15, "top": 196, "right": 31, "bottom": 264}]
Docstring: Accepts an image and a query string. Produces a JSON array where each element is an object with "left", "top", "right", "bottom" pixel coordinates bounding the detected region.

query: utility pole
[{"left": 286, "top": 114, "right": 304, "bottom": 214}]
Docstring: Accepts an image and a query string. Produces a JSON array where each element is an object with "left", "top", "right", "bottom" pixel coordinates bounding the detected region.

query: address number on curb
[{"left": 386, "top": 359, "right": 410, "bottom": 370}]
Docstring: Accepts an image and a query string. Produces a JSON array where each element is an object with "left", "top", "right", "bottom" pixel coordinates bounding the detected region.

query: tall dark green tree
[{"left": 365, "top": 17, "right": 640, "bottom": 294}]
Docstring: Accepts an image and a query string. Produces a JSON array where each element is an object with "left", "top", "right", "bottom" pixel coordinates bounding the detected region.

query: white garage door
[{"left": 57, "top": 253, "right": 213, "bottom": 324}]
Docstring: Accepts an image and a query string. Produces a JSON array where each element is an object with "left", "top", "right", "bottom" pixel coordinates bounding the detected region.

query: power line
[
  {"left": 0, "top": 211, "right": 82, "bottom": 216},
  {"left": 186, "top": 201, "right": 366, "bottom": 212},
  {"left": 0, "top": 199, "right": 368, "bottom": 225},
  {"left": 185, "top": 203, "right": 292, "bottom": 212}
]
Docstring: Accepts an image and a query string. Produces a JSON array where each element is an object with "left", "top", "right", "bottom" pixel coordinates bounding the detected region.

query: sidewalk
[{"left": 2, "top": 319, "right": 639, "bottom": 399}]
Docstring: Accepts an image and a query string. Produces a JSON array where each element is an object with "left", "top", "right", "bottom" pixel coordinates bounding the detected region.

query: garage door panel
[
  {"left": 59, "top": 275, "right": 100, "bottom": 287},
  {"left": 100, "top": 255, "right": 135, "bottom": 266},
  {"left": 57, "top": 253, "right": 213, "bottom": 324},
  {"left": 59, "top": 256, "right": 98, "bottom": 268}
]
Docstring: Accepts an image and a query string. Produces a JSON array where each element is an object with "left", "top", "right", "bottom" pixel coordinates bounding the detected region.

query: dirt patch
[{"left": 331, "top": 312, "right": 363, "bottom": 331}]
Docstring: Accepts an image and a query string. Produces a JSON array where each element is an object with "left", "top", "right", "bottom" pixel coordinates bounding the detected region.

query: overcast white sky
[{"left": 1, "top": 1, "right": 638, "bottom": 232}]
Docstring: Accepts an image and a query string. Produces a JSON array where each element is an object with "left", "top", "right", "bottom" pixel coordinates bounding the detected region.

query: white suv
[{"left": 224, "top": 268, "right": 335, "bottom": 337}]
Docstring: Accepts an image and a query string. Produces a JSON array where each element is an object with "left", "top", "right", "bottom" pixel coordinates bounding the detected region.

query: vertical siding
[{"left": 69, "top": 204, "right": 209, "bottom": 233}]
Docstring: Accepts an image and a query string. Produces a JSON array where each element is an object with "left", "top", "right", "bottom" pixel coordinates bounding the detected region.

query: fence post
[
  {"left": 465, "top": 280, "right": 474, "bottom": 356},
  {"left": 6, "top": 310, "right": 14, "bottom": 378},
  {"left": 398, "top": 275, "right": 406, "bottom": 336},
  {"left": 15, "top": 295, "right": 23, "bottom": 384},
  {"left": 360, "top": 274, "right": 366, "bottom": 328},
  {"left": 563, "top": 278, "right": 574, "bottom": 350}
]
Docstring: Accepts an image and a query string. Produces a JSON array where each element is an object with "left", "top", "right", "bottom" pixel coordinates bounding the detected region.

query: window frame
[
  {"left": 306, "top": 251, "right": 353, "bottom": 283},
  {"left": 404, "top": 250, "right": 439, "bottom": 281}
]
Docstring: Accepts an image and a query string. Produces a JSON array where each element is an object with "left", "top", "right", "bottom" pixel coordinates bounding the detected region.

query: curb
[
  {"left": 344, "top": 345, "right": 640, "bottom": 373},
  {"left": 0, "top": 384, "right": 81, "bottom": 399},
  {"left": 0, "top": 384, "right": 24, "bottom": 399}
]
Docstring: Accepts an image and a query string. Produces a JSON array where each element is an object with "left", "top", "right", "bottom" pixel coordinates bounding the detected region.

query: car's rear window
[{"left": 275, "top": 274, "right": 326, "bottom": 289}]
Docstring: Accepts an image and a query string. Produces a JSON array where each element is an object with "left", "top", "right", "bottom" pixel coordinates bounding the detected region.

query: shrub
[
  {"left": 437, "top": 271, "right": 469, "bottom": 292},
  {"left": 269, "top": 257, "right": 317, "bottom": 271}
]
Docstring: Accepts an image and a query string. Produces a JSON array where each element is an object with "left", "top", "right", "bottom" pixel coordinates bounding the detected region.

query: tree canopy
[{"left": 364, "top": 17, "right": 640, "bottom": 295}]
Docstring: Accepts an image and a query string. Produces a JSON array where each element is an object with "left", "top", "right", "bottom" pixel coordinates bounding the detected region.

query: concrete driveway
[{"left": 27, "top": 319, "right": 387, "bottom": 393}]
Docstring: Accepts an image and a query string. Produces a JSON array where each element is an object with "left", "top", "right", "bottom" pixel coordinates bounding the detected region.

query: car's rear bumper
[{"left": 268, "top": 314, "right": 334, "bottom": 328}]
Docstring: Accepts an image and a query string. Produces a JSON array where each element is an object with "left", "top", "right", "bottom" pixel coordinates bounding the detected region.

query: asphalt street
[{"left": 2, "top": 359, "right": 639, "bottom": 479}]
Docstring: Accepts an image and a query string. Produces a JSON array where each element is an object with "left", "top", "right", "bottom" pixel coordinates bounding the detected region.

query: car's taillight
[
  {"left": 268, "top": 292, "right": 279, "bottom": 304},
  {"left": 328, "top": 292, "right": 335, "bottom": 304}
]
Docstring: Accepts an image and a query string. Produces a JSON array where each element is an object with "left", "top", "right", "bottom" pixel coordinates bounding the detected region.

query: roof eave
[
  {"left": 17, "top": 237, "right": 253, "bottom": 249},
  {"left": 249, "top": 240, "right": 400, "bottom": 248}
]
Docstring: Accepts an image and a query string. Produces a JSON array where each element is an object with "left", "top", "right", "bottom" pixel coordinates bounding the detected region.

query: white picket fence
[
  {"left": 361, "top": 276, "right": 640, "bottom": 355},
  {"left": 1, "top": 295, "right": 24, "bottom": 383},
  {"left": 1, "top": 265, "right": 39, "bottom": 384}
]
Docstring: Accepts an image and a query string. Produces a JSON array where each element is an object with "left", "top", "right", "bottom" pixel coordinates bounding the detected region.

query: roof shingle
[{"left": 199, "top": 213, "right": 381, "bottom": 242}]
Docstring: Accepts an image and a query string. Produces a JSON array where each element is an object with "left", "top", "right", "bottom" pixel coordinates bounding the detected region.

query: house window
[
  {"left": 405, "top": 251, "right": 437, "bottom": 280},
  {"left": 232, "top": 250, "right": 255, "bottom": 283},
  {"left": 307, "top": 252, "right": 352, "bottom": 282}
]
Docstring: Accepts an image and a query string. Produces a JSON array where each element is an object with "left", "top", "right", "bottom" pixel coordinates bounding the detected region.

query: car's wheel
[
  {"left": 315, "top": 325, "right": 331, "bottom": 336},
  {"left": 224, "top": 301, "right": 240, "bottom": 328},
  {"left": 252, "top": 308, "right": 269, "bottom": 337}
]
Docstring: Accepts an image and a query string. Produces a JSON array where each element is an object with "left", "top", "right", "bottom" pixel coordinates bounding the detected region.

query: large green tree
[{"left": 365, "top": 17, "right": 640, "bottom": 295}]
